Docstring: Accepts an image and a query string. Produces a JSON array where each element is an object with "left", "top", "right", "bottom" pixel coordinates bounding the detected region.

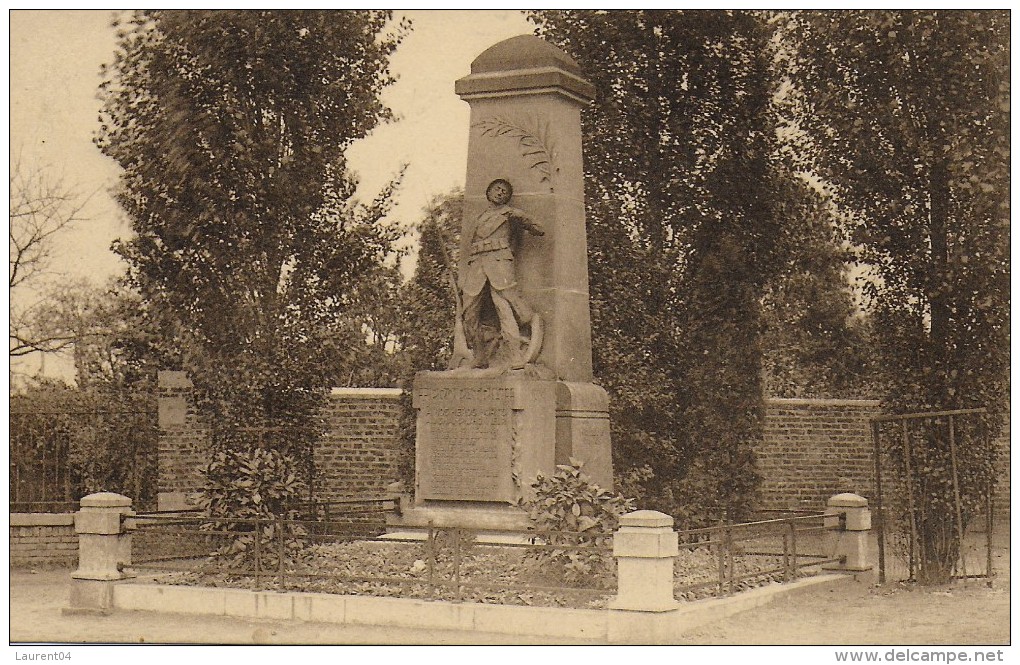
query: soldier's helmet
[{"left": 486, "top": 178, "right": 513, "bottom": 204}]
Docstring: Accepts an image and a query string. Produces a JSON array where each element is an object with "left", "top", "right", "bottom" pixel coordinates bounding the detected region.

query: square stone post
[
  {"left": 610, "top": 510, "right": 679, "bottom": 612},
  {"left": 823, "top": 492, "right": 872, "bottom": 572},
  {"left": 64, "top": 492, "right": 134, "bottom": 614}
]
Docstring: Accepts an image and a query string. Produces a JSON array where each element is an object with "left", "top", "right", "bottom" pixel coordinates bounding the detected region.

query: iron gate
[{"left": 870, "top": 407, "right": 995, "bottom": 585}]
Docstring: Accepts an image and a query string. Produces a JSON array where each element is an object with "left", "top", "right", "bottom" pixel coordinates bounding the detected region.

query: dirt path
[{"left": 681, "top": 570, "right": 1009, "bottom": 645}]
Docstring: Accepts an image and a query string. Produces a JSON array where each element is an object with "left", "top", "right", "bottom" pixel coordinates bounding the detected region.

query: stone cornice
[{"left": 456, "top": 66, "right": 595, "bottom": 106}]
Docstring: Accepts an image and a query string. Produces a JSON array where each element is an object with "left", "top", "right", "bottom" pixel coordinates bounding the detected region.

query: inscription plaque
[{"left": 415, "top": 382, "right": 516, "bottom": 502}]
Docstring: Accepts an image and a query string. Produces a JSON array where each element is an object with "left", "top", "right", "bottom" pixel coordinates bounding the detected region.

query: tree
[
  {"left": 387, "top": 189, "right": 464, "bottom": 488},
  {"left": 760, "top": 182, "right": 876, "bottom": 399},
  {"left": 399, "top": 190, "right": 463, "bottom": 374},
  {"left": 790, "top": 11, "right": 1008, "bottom": 582},
  {"left": 339, "top": 263, "right": 411, "bottom": 388},
  {"left": 96, "top": 10, "right": 408, "bottom": 514},
  {"left": 33, "top": 279, "right": 168, "bottom": 394},
  {"left": 529, "top": 10, "right": 804, "bottom": 522},
  {"left": 10, "top": 276, "right": 164, "bottom": 508},
  {"left": 9, "top": 156, "right": 89, "bottom": 358}
]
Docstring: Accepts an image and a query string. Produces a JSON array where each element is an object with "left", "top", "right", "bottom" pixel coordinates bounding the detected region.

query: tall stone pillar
[
  {"left": 457, "top": 36, "right": 612, "bottom": 490},
  {"left": 455, "top": 35, "right": 597, "bottom": 383}
]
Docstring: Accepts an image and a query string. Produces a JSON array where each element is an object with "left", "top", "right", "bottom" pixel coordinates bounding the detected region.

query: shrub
[
  {"left": 194, "top": 445, "right": 307, "bottom": 569},
  {"left": 520, "top": 459, "right": 635, "bottom": 587}
]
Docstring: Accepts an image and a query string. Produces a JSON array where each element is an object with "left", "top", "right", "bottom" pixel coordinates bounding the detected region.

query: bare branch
[
  {"left": 9, "top": 155, "right": 93, "bottom": 358},
  {"left": 9, "top": 155, "right": 91, "bottom": 290}
]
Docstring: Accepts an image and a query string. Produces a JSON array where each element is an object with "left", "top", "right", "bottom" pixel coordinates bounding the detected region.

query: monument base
[
  {"left": 413, "top": 372, "right": 557, "bottom": 506},
  {"left": 409, "top": 370, "right": 613, "bottom": 531},
  {"left": 386, "top": 500, "right": 532, "bottom": 534},
  {"left": 555, "top": 382, "right": 613, "bottom": 489}
]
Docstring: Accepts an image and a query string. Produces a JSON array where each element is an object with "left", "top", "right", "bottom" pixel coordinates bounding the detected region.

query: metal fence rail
[
  {"left": 284, "top": 496, "right": 401, "bottom": 526},
  {"left": 673, "top": 513, "right": 838, "bottom": 599},
  {"left": 127, "top": 511, "right": 617, "bottom": 607},
  {"left": 126, "top": 505, "right": 843, "bottom": 608},
  {"left": 10, "top": 500, "right": 80, "bottom": 513}
]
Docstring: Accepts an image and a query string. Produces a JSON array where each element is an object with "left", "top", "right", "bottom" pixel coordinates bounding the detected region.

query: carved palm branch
[{"left": 473, "top": 115, "right": 554, "bottom": 185}]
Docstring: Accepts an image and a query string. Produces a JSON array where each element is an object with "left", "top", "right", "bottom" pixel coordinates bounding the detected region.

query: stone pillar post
[
  {"left": 610, "top": 510, "right": 679, "bottom": 612},
  {"left": 823, "top": 492, "right": 872, "bottom": 572},
  {"left": 64, "top": 492, "right": 134, "bottom": 614},
  {"left": 157, "top": 370, "right": 200, "bottom": 511}
]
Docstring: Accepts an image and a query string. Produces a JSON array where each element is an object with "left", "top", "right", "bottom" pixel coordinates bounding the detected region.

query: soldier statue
[{"left": 455, "top": 179, "right": 544, "bottom": 370}]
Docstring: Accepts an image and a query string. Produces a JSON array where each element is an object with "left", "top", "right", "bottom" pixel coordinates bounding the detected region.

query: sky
[
  {"left": 10, "top": 9, "right": 536, "bottom": 275},
  {"left": 8, "top": 9, "right": 536, "bottom": 379}
]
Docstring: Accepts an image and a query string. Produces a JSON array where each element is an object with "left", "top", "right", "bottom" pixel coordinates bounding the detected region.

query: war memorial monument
[{"left": 393, "top": 36, "right": 613, "bottom": 531}]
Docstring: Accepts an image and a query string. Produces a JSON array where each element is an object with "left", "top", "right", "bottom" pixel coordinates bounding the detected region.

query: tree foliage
[
  {"left": 521, "top": 460, "right": 634, "bottom": 587},
  {"left": 760, "top": 183, "right": 876, "bottom": 398},
  {"left": 529, "top": 10, "right": 807, "bottom": 522},
  {"left": 194, "top": 445, "right": 308, "bottom": 570},
  {"left": 338, "top": 264, "right": 410, "bottom": 388},
  {"left": 97, "top": 10, "right": 405, "bottom": 419},
  {"left": 10, "top": 274, "right": 164, "bottom": 508},
  {"left": 22, "top": 279, "right": 166, "bottom": 395},
  {"left": 96, "top": 10, "right": 407, "bottom": 512},
  {"left": 790, "top": 10, "right": 1008, "bottom": 582},
  {"left": 399, "top": 190, "right": 463, "bottom": 373}
]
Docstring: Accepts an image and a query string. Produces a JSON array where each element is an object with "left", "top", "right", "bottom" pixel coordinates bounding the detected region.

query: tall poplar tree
[
  {"left": 529, "top": 10, "right": 801, "bottom": 521},
  {"left": 791, "top": 10, "right": 1008, "bottom": 582},
  {"left": 96, "top": 10, "right": 407, "bottom": 510}
]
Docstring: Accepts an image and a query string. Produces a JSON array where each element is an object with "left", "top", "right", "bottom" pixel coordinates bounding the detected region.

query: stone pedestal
[
  {"left": 397, "top": 373, "right": 556, "bottom": 531},
  {"left": 555, "top": 382, "right": 613, "bottom": 489},
  {"left": 610, "top": 510, "right": 680, "bottom": 612},
  {"left": 65, "top": 492, "right": 134, "bottom": 615}
]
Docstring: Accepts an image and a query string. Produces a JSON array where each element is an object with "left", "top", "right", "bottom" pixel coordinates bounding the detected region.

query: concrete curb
[
  {"left": 671, "top": 574, "right": 850, "bottom": 635},
  {"left": 111, "top": 573, "right": 851, "bottom": 643}
]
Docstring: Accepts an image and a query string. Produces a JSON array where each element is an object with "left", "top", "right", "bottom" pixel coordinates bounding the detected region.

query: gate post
[
  {"left": 64, "top": 492, "right": 134, "bottom": 614},
  {"left": 823, "top": 492, "right": 872, "bottom": 572},
  {"left": 610, "top": 510, "right": 679, "bottom": 612}
]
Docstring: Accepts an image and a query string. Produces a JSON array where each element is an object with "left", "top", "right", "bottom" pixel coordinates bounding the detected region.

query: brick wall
[
  {"left": 758, "top": 398, "right": 883, "bottom": 510},
  {"left": 156, "top": 373, "right": 405, "bottom": 508},
  {"left": 759, "top": 399, "right": 1010, "bottom": 520},
  {"left": 315, "top": 388, "right": 405, "bottom": 498},
  {"left": 156, "top": 376, "right": 1008, "bottom": 520},
  {"left": 10, "top": 513, "right": 77, "bottom": 567}
]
